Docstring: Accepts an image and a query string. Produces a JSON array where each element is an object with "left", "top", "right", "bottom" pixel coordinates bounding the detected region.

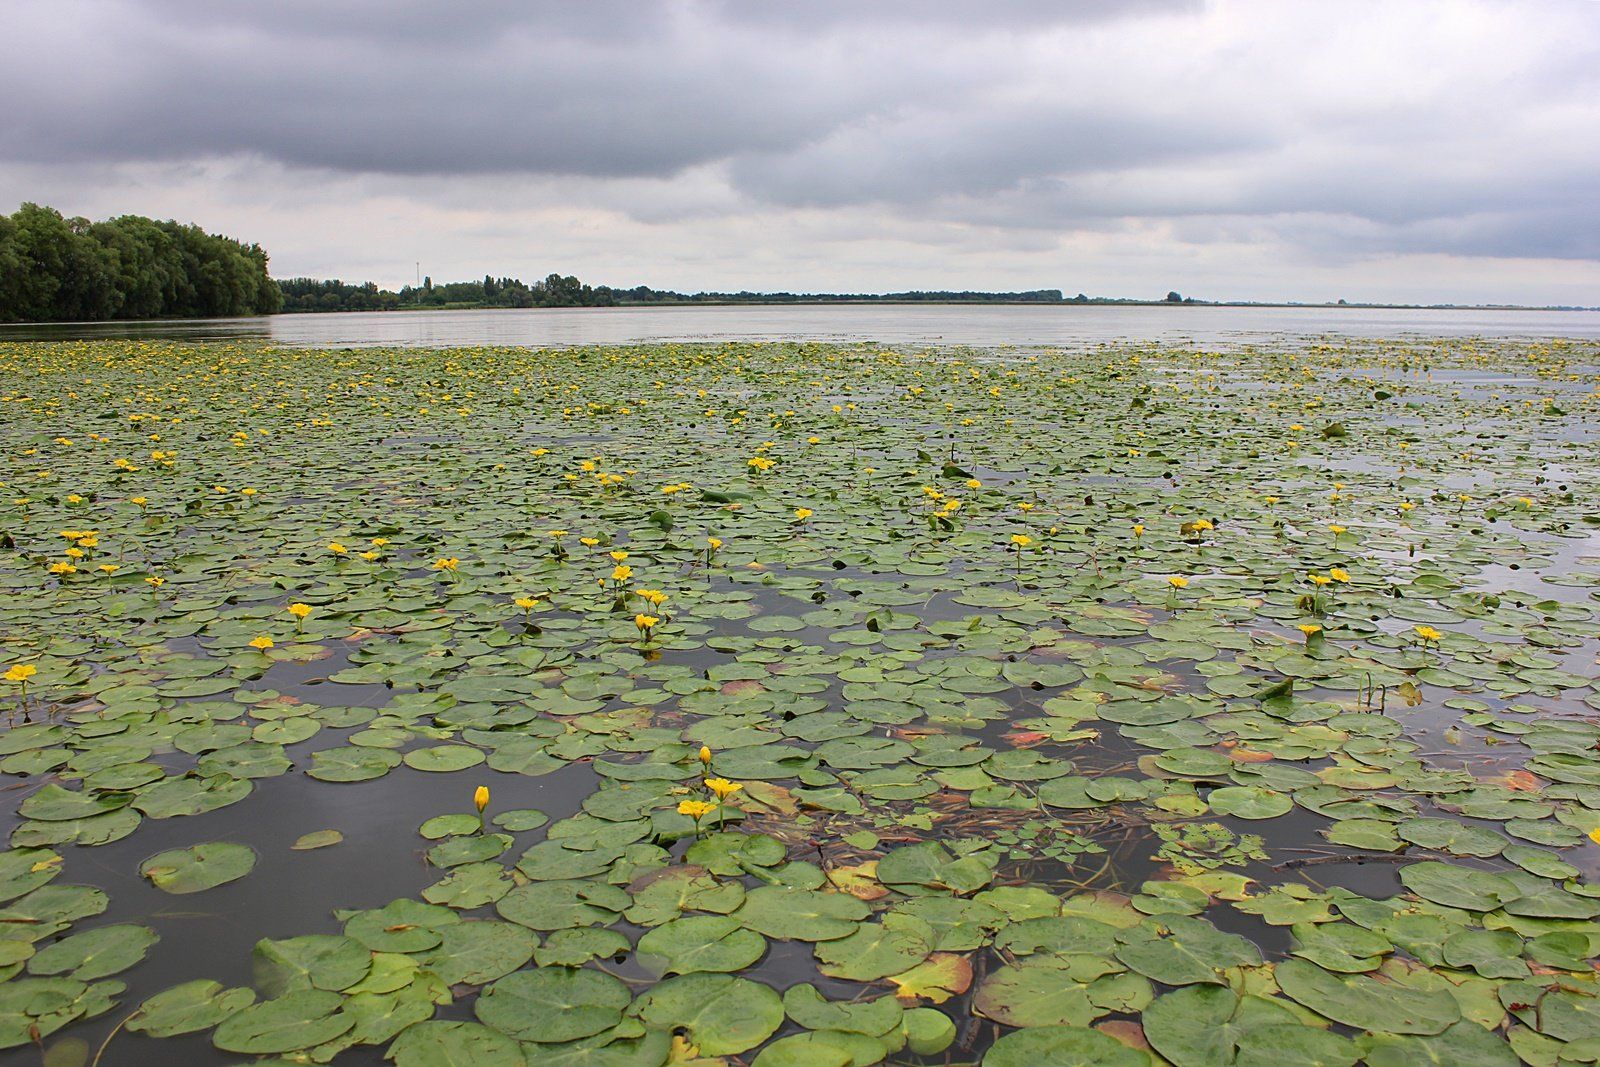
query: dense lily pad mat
[{"left": 0, "top": 336, "right": 1598, "bottom": 1064}]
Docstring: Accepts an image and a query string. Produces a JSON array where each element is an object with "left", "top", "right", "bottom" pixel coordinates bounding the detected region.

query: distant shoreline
[
  {"left": 276, "top": 299, "right": 1598, "bottom": 314},
  {"left": 278, "top": 299, "right": 1600, "bottom": 315},
  {"left": 5, "top": 300, "right": 1600, "bottom": 329}
]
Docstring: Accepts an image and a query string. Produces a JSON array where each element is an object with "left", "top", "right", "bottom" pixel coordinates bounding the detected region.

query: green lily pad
[{"left": 139, "top": 842, "right": 256, "bottom": 894}]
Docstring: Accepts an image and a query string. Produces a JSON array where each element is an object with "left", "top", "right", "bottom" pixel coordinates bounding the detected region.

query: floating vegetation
[{"left": 0, "top": 336, "right": 1598, "bottom": 1064}]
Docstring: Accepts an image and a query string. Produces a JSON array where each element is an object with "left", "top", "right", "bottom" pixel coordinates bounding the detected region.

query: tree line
[
  {"left": 276, "top": 273, "right": 611, "bottom": 312},
  {"left": 0, "top": 203, "right": 281, "bottom": 322},
  {"left": 277, "top": 276, "right": 1071, "bottom": 313}
]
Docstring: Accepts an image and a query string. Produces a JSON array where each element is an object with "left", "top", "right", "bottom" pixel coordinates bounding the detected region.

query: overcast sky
[{"left": 3, "top": 0, "right": 1597, "bottom": 303}]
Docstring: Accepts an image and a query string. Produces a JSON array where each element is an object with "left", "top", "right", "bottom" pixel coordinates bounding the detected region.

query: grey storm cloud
[
  {"left": 3, "top": 0, "right": 1599, "bottom": 272},
  {"left": 1, "top": 0, "right": 1193, "bottom": 176}
]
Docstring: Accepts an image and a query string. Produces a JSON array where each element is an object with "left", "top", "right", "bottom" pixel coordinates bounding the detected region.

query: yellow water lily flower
[
  {"left": 678, "top": 800, "right": 717, "bottom": 820},
  {"left": 474, "top": 786, "right": 490, "bottom": 814},
  {"left": 1167, "top": 575, "right": 1190, "bottom": 589},
  {"left": 248, "top": 636, "right": 274, "bottom": 651},
  {"left": 704, "top": 778, "right": 743, "bottom": 800},
  {"left": 3, "top": 664, "right": 37, "bottom": 684}
]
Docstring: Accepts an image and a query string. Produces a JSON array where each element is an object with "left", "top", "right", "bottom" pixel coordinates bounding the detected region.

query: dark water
[{"left": 3, "top": 304, "right": 1599, "bottom": 348}]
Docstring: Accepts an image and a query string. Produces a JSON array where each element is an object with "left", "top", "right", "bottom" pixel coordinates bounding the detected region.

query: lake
[
  {"left": 3, "top": 303, "right": 1600, "bottom": 348},
  {"left": 2, "top": 332, "right": 1599, "bottom": 1066}
]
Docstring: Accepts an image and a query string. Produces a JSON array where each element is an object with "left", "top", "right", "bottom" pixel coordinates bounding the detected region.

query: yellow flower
[
  {"left": 1010, "top": 534, "right": 1033, "bottom": 548},
  {"left": 704, "top": 778, "right": 742, "bottom": 800},
  {"left": 1329, "top": 567, "right": 1351, "bottom": 583},
  {"left": 611, "top": 565, "right": 633, "bottom": 583},
  {"left": 515, "top": 597, "right": 538, "bottom": 610},
  {"left": 130, "top": 496, "right": 147, "bottom": 507},
  {"left": 1132, "top": 524, "right": 1144, "bottom": 537},
  {"left": 248, "top": 636, "right": 274, "bottom": 651},
  {"left": 1296, "top": 624, "right": 1322, "bottom": 638},
  {"left": 370, "top": 537, "right": 390, "bottom": 547},
  {"left": 707, "top": 537, "right": 723, "bottom": 551},
  {"left": 96, "top": 564, "right": 119, "bottom": 575},
  {"left": 1190, "top": 518, "right": 1214, "bottom": 532},
  {"left": 609, "top": 550, "right": 629, "bottom": 563},
  {"left": 678, "top": 800, "right": 717, "bottom": 821},
  {"left": 287, "top": 603, "right": 312, "bottom": 619},
  {"left": 794, "top": 507, "right": 813, "bottom": 522},
  {"left": 145, "top": 576, "right": 164, "bottom": 588},
  {"left": 698, "top": 745, "right": 713, "bottom": 767},
  {"left": 1167, "top": 575, "right": 1190, "bottom": 589},
  {"left": 1398, "top": 502, "right": 1416, "bottom": 512},
  {"left": 965, "top": 479, "right": 982, "bottom": 490},
  {"left": 360, "top": 550, "right": 380, "bottom": 561},
  {"left": 240, "top": 488, "right": 258, "bottom": 497},
  {"left": 635, "top": 613, "right": 659, "bottom": 634},
  {"left": 328, "top": 542, "right": 349, "bottom": 555},
  {"left": 3, "top": 664, "right": 37, "bottom": 684},
  {"left": 1589, "top": 828, "right": 1600, "bottom": 845},
  {"left": 1308, "top": 573, "right": 1331, "bottom": 586},
  {"left": 474, "top": 786, "right": 490, "bottom": 814},
  {"left": 432, "top": 557, "right": 459, "bottom": 571},
  {"left": 579, "top": 536, "right": 600, "bottom": 547},
  {"left": 1415, "top": 625, "right": 1443, "bottom": 643},
  {"left": 1328, "top": 524, "right": 1347, "bottom": 534},
  {"left": 49, "top": 562, "right": 76, "bottom": 575},
  {"left": 548, "top": 529, "right": 568, "bottom": 538}
]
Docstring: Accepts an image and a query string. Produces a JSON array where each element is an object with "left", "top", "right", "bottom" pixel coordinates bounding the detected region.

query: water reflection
[{"left": 2, "top": 304, "right": 1599, "bottom": 348}]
